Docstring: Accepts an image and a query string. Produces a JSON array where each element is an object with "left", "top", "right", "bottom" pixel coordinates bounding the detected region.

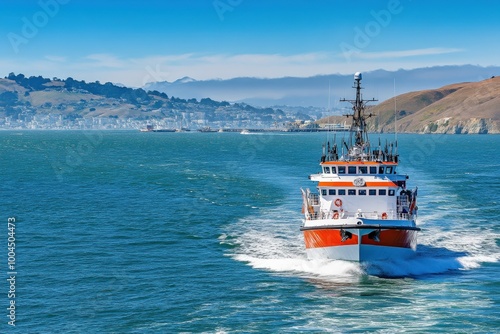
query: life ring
[
  {"left": 333, "top": 212, "right": 339, "bottom": 219},
  {"left": 334, "top": 198, "right": 343, "bottom": 207},
  {"left": 381, "top": 212, "right": 388, "bottom": 220}
]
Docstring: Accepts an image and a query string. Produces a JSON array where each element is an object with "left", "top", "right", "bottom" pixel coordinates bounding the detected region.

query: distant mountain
[
  {"left": 144, "top": 65, "right": 500, "bottom": 108},
  {"left": 317, "top": 76, "right": 500, "bottom": 134},
  {"left": 173, "top": 76, "right": 197, "bottom": 84}
]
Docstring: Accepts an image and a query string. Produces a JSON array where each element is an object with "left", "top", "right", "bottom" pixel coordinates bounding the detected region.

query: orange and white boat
[{"left": 300, "top": 72, "right": 420, "bottom": 262}]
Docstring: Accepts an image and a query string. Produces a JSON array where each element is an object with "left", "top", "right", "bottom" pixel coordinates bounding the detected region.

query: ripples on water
[{"left": 0, "top": 131, "right": 498, "bottom": 333}]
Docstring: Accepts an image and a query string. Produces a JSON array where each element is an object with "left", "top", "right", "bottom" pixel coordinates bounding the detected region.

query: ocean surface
[{"left": 1, "top": 130, "right": 499, "bottom": 333}]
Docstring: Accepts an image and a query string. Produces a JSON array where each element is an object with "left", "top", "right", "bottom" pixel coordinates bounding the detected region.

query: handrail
[{"left": 304, "top": 210, "right": 414, "bottom": 221}]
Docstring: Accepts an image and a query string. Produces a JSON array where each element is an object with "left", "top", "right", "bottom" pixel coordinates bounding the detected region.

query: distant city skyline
[{"left": 1, "top": 0, "right": 499, "bottom": 87}]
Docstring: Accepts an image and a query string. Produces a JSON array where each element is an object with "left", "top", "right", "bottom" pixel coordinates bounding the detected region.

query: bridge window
[
  {"left": 369, "top": 189, "right": 376, "bottom": 196},
  {"left": 359, "top": 189, "right": 367, "bottom": 195},
  {"left": 359, "top": 166, "right": 368, "bottom": 174},
  {"left": 331, "top": 166, "right": 337, "bottom": 174},
  {"left": 379, "top": 166, "right": 385, "bottom": 174},
  {"left": 338, "top": 166, "right": 346, "bottom": 174},
  {"left": 348, "top": 189, "right": 356, "bottom": 195},
  {"left": 321, "top": 189, "right": 327, "bottom": 196},
  {"left": 348, "top": 166, "right": 357, "bottom": 174},
  {"left": 389, "top": 189, "right": 395, "bottom": 196},
  {"left": 329, "top": 189, "right": 336, "bottom": 195},
  {"left": 323, "top": 166, "right": 330, "bottom": 174},
  {"left": 338, "top": 189, "right": 346, "bottom": 195},
  {"left": 386, "top": 166, "right": 393, "bottom": 174},
  {"left": 369, "top": 166, "right": 377, "bottom": 174},
  {"left": 379, "top": 189, "right": 387, "bottom": 196}
]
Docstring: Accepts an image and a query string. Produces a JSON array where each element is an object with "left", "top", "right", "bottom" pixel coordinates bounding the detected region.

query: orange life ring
[
  {"left": 334, "top": 198, "right": 343, "bottom": 207},
  {"left": 381, "top": 212, "right": 388, "bottom": 220},
  {"left": 333, "top": 212, "right": 339, "bottom": 219}
]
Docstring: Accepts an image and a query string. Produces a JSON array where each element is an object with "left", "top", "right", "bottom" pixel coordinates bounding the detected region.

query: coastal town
[{"left": 0, "top": 73, "right": 337, "bottom": 131}]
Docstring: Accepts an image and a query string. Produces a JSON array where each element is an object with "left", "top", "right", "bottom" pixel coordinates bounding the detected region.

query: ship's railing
[
  {"left": 344, "top": 211, "right": 392, "bottom": 220},
  {"left": 307, "top": 212, "right": 320, "bottom": 220},
  {"left": 306, "top": 210, "right": 413, "bottom": 221},
  {"left": 397, "top": 193, "right": 416, "bottom": 219},
  {"left": 307, "top": 193, "right": 319, "bottom": 205},
  {"left": 398, "top": 213, "right": 412, "bottom": 220},
  {"left": 322, "top": 145, "right": 399, "bottom": 163}
]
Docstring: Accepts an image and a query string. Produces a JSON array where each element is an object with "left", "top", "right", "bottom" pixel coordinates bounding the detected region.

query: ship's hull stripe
[
  {"left": 318, "top": 181, "right": 398, "bottom": 187},
  {"left": 303, "top": 229, "right": 358, "bottom": 248},
  {"left": 300, "top": 224, "right": 421, "bottom": 231},
  {"left": 303, "top": 229, "right": 418, "bottom": 249},
  {"left": 321, "top": 161, "right": 398, "bottom": 166}
]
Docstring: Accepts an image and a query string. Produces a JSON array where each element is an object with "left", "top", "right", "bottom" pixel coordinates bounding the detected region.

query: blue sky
[{"left": 1, "top": 0, "right": 499, "bottom": 87}]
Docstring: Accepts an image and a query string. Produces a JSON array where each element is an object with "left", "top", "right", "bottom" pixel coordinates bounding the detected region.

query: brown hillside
[
  {"left": 365, "top": 77, "right": 500, "bottom": 134},
  {"left": 0, "top": 78, "right": 144, "bottom": 118}
]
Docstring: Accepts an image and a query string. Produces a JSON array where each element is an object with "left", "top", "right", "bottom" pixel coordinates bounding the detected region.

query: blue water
[{"left": 1, "top": 131, "right": 499, "bottom": 333}]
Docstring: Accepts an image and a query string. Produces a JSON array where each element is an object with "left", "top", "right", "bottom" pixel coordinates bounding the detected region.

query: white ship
[{"left": 300, "top": 72, "right": 420, "bottom": 262}]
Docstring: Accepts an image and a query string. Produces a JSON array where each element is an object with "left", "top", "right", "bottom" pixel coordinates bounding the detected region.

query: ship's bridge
[{"left": 320, "top": 161, "right": 398, "bottom": 176}]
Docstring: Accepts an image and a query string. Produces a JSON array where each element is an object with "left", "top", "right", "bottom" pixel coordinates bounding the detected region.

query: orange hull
[{"left": 303, "top": 228, "right": 417, "bottom": 250}]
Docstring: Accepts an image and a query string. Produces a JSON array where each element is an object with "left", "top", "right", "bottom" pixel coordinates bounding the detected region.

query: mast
[
  {"left": 321, "top": 72, "right": 400, "bottom": 163},
  {"left": 394, "top": 78, "right": 398, "bottom": 157},
  {"left": 339, "top": 72, "right": 377, "bottom": 160}
]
